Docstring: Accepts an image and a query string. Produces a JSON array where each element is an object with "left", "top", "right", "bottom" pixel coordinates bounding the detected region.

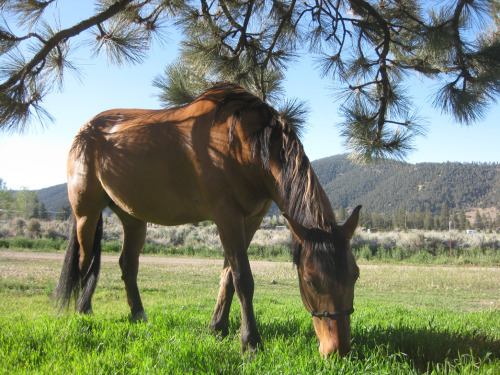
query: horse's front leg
[
  {"left": 214, "top": 200, "right": 261, "bottom": 353},
  {"left": 231, "top": 259, "right": 261, "bottom": 353}
]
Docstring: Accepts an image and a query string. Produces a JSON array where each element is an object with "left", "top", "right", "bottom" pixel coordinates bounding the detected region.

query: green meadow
[{"left": 0, "top": 251, "right": 498, "bottom": 374}]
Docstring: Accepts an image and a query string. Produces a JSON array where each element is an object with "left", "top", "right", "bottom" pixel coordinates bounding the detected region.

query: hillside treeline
[
  {"left": 0, "top": 179, "right": 70, "bottom": 221},
  {"left": 349, "top": 204, "right": 499, "bottom": 232},
  {"left": 312, "top": 155, "right": 499, "bottom": 215}
]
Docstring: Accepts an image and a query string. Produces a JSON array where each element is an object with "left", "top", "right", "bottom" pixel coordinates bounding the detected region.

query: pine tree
[
  {"left": 57, "top": 204, "right": 72, "bottom": 221},
  {"left": 424, "top": 203, "right": 434, "bottom": 230},
  {"left": 1, "top": 1, "right": 499, "bottom": 162},
  {"left": 393, "top": 207, "right": 406, "bottom": 230},
  {"left": 494, "top": 214, "right": 500, "bottom": 230},
  {"left": 483, "top": 213, "right": 492, "bottom": 230},
  {"left": 474, "top": 210, "right": 484, "bottom": 230},
  {"left": 359, "top": 210, "right": 372, "bottom": 229},
  {"left": 451, "top": 211, "right": 459, "bottom": 231},
  {"left": 38, "top": 202, "right": 49, "bottom": 220},
  {"left": 466, "top": 219, "right": 472, "bottom": 230},
  {"left": 458, "top": 209, "right": 467, "bottom": 231},
  {"left": 337, "top": 205, "right": 348, "bottom": 222},
  {"left": 439, "top": 202, "right": 450, "bottom": 230},
  {"left": 413, "top": 206, "right": 424, "bottom": 230}
]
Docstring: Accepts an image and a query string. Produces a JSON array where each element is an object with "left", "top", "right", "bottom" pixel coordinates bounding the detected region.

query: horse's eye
[{"left": 306, "top": 280, "right": 316, "bottom": 292}]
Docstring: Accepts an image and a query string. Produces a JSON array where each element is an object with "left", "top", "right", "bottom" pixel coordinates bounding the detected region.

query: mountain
[
  {"left": 36, "top": 183, "right": 68, "bottom": 214},
  {"left": 35, "top": 155, "right": 499, "bottom": 216},
  {"left": 312, "top": 155, "right": 499, "bottom": 214}
]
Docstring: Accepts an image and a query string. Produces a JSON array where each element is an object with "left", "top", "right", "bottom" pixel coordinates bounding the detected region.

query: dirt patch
[
  {"left": 0, "top": 250, "right": 66, "bottom": 262},
  {"left": 467, "top": 300, "right": 500, "bottom": 311},
  {"left": 359, "top": 262, "right": 500, "bottom": 273},
  {"left": 0, "top": 250, "right": 291, "bottom": 269},
  {"left": 2, "top": 250, "right": 499, "bottom": 273}
]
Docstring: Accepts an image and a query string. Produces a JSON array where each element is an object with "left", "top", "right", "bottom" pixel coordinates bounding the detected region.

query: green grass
[{"left": 0, "top": 251, "right": 499, "bottom": 374}]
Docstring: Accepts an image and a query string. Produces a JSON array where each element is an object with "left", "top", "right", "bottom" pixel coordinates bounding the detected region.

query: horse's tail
[{"left": 53, "top": 213, "right": 103, "bottom": 311}]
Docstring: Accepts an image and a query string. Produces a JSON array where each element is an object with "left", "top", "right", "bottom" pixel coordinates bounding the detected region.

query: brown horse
[{"left": 54, "top": 83, "right": 361, "bottom": 356}]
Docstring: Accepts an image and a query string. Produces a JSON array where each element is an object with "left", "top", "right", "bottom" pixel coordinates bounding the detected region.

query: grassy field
[{"left": 0, "top": 250, "right": 499, "bottom": 374}]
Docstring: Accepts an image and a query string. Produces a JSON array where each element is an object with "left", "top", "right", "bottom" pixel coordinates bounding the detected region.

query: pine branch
[
  {"left": 4, "top": 0, "right": 56, "bottom": 29},
  {"left": 153, "top": 62, "right": 209, "bottom": 107},
  {"left": 277, "top": 97, "right": 309, "bottom": 138},
  {"left": 259, "top": 0, "right": 297, "bottom": 100},
  {"left": 450, "top": 0, "right": 472, "bottom": 83},
  {"left": 92, "top": 20, "right": 149, "bottom": 65},
  {"left": 2, "top": 0, "right": 499, "bottom": 160},
  {"left": 0, "top": 0, "right": 135, "bottom": 131},
  {"left": 426, "top": 0, "right": 499, "bottom": 124},
  {"left": 173, "top": 0, "right": 299, "bottom": 105},
  {"left": 0, "top": 0, "right": 134, "bottom": 92}
]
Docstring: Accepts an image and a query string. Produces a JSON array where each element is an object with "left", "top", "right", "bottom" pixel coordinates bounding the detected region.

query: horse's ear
[
  {"left": 283, "top": 213, "right": 308, "bottom": 242},
  {"left": 341, "top": 205, "right": 362, "bottom": 240}
]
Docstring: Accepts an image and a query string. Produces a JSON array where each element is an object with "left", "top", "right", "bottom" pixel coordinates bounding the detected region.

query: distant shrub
[
  {"left": 15, "top": 218, "right": 26, "bottom": 230},
  {"left": 1, "top": 216, "right": 498, "bottom": 265},
  {"left": 247, "top": 244, "right": 291, "bottom": 260},
  {"left": 392, "top": 247, "right": 407, "bottom": 261},
  {"left": 10, "top": 237, "right": 33, "bottom": 249},
  {"left": 198, "top": 246, "right": 222, "bottom": 257},
  {"left": 434, "top": 243, "right": 447, "bottom": 257},
  {"left": 407, "top": 234, "right": 427, "bottom": 252},
  {"left": 102, "top": 241, "right": 122, "bottom": 253},
  {"left": 26, "top": 219, "right": 41, "bottom": 238},
  {"left": 142, "top": 242, "right": 164, "bottom": 254},
  {"left": 31, "top": 238, "right": 65, "bottom": 250},
  {"left": 375, "top": 245, "right": 391, "bottom": 261},
  {"left": 43, "top": 228, "right": 66, "bottom": 241},
  {"left": 413, "top": 249, "right": 434, "bottom": 262},
  {"left": 358, "top": 245, "right": 372, "bottom": 260}
]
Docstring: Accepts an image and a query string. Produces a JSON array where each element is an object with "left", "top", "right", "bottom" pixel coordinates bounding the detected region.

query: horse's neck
[{"left": 270, "top": 162, "right": 335, "bottom": 229}]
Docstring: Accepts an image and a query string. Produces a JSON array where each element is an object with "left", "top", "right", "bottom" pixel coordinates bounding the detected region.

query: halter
[{"left": 297, "top": 269, "right": 354, "bottom": 319}]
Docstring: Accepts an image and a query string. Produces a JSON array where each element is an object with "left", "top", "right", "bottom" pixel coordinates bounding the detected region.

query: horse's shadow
[
  {"left": 241, "top": 316, "right": 499, "bottom": 370},
  {"left": 352, "top": 323, "right": 499, "bottom": 370}
]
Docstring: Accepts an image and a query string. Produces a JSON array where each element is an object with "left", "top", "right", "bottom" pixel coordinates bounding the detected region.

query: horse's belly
[
  {"left": 103, "top": 178, "right": 210, "bottom": 225},
  {"left": 98, "top": 154, "right": 211, "bottom": 225}
]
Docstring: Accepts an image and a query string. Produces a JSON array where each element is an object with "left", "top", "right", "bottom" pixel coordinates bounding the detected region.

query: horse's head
[{"left": 284, "top": 205, "right": 361, "bottom": 357}]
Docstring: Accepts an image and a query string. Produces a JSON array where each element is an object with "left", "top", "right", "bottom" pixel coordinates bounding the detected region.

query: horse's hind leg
[
  {"left": 210, "top": 256, "right": 235, "bottom": 337},
  {"left": 115, "top": 211, "right": 148, "bottom": 322},
  {"left": 71, "top": 189, "right": 108, "bottom": 314},
  {"left": 75, "top": 212, "right": 105, "bottom": 314},
  {"left": 68, "top": 150, "right": 110, "bottom": 314}
]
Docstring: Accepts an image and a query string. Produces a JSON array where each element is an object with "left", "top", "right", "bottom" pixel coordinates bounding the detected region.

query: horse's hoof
[
  {"left": 131, "top": 311, "right": 148, "bottom": 322},
  {"left": 210, "top": 321, "right": 229, "bottom": 338},
  {"left": 79, "top": 306, "right": 93, "bottom": 315},
  {"left": 241, "top": 335, "right": 262, "bottom": 356}
]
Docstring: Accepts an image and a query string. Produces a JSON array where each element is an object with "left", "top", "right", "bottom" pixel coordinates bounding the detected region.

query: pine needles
[{"left": 1, "top": 0, "right": 499, "bottom": 161}]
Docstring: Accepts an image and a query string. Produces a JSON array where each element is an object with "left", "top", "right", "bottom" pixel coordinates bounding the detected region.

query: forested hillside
[
  {"left": 32, "top": 155, "right": 499, "bottom": 220},
  {"left": 312, "top": 155, "right": 499, "bottom": 214},
  {"left": 36, "top": 184, "right": 68, "bottom": 214}
]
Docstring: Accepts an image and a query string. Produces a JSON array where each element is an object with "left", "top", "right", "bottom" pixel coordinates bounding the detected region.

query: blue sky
[{"left": 1, "top": 3, "right": 499, "bottom": 190}]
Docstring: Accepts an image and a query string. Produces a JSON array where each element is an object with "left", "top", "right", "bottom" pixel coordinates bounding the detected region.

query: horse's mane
[
  {"left": 200, "top": 84, "right": 343, "bottom": 272},
  {"left": 203, "top": 84, "right": 330, "bottom": 224}
]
